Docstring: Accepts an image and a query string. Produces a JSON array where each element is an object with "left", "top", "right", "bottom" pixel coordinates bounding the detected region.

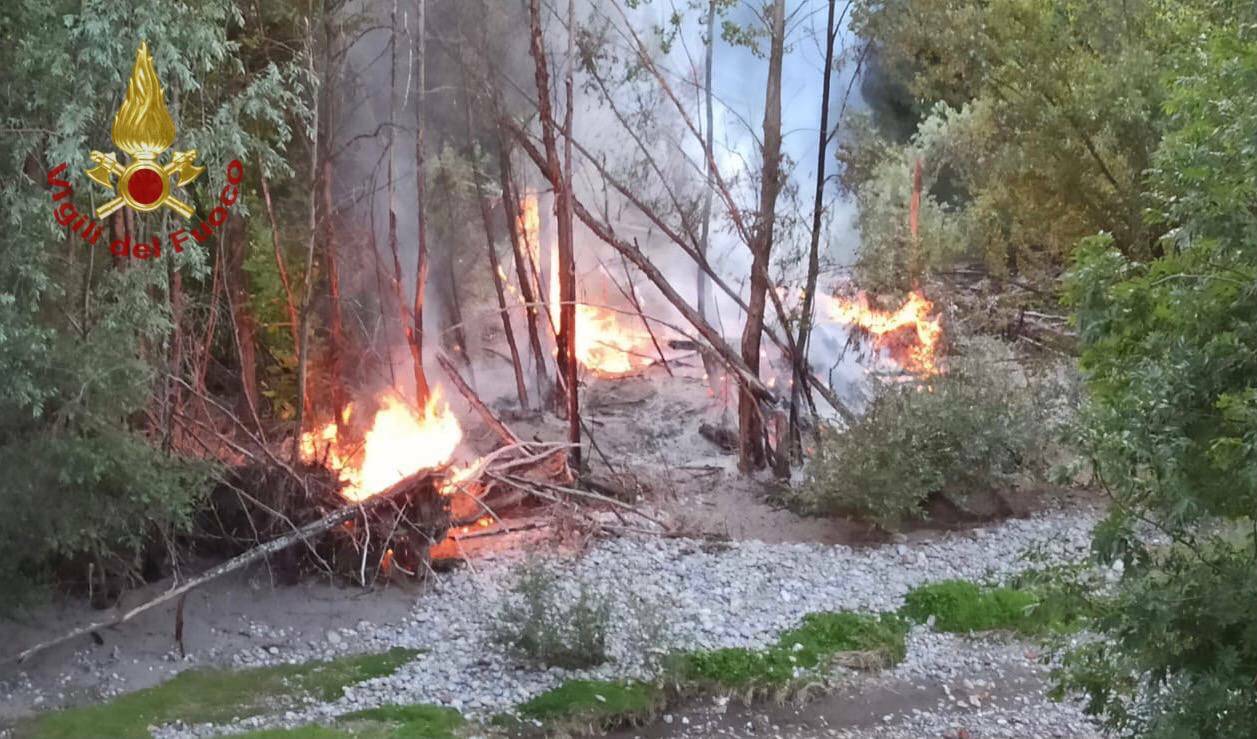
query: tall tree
[
  {"left": 738, "top": 0, "right": 786, "bottom": 472},
  {"left": 526, "top": 0, "right": 580, "bottom": 465},
  {"left": 410, "top": 0, "right": 432, "bottom": 404},
  {"left": 790, "top": 0, "right": 840, "bottom": 455}
]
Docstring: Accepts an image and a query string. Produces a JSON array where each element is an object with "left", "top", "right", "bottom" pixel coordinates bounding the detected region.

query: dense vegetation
[
  {"left": 0, "top": 1, "right": 310, "bottom": 601},
  {"left": 846, "top": 0, "right": 1257, "bottom": 733}
]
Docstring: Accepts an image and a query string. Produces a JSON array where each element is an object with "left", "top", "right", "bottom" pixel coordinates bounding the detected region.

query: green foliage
[
  {"left": 492, "top": 560, "right": 612, "bottom": 669},
  {"left": 19, "top": 648, "right": 419, "bottom": 739},
  {"left": 847, "top": 0, "right": 1175, "bottom": 286},
  {"left": 1055, "top": 6, "right": 1257, "bottom": 734},
  {"left": 798, "top": 338, "right": 1063, "bottom": 524},
  {"left": 0, "top": 0, "right": 309, "bottom": 597},
  {"left": 671, "top": 611, "right": 908, "bottom": 690},
  {"left": 512, "top": 679, "right": 662, "bottom": 729}
]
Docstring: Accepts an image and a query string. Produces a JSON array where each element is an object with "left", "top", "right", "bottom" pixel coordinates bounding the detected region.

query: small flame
[
  {"left": 301, "top": 390, "right": 463, "bottom": 501},
  {"left": 822, "top": 289, "right": 942, "bottom": 375},
  {"left": 112, "top": 42, "right": 176, "bottom": 158}
]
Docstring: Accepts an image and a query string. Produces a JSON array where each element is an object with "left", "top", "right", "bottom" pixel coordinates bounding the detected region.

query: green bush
[
  {"left": 798, "top": 338, "right": 1065, "bottom": 524},
  {"left": 492, "top": 560, "right": 612, "bottom": 669},
  {"left": 1052, "top": 8, "right": 1257, "bottom": 735}
]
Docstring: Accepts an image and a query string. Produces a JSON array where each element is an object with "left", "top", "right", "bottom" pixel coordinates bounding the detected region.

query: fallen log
[{"left": 13, "top": 469, "right": 442, "bottom": 665}]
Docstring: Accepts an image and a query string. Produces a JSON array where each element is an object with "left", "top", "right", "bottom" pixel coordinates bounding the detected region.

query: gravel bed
[{"left": 153, "top": 507, "right": 1104, "bottom": 737}]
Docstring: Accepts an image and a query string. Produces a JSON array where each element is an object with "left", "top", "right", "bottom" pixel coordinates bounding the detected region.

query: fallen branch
[{"left": 437, "top": 352, "right": 522, "bottom": 447}]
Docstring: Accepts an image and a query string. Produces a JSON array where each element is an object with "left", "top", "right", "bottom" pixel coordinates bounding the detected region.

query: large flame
[
  {"left": 112, "top": 42, "right": 176, "bottom": 159},
  {"left": 301, "top": 390, "right": 463, "bottom": 501},
  {"left": 517, "top": 192, "right": 658, "bottom": 377},
  {"left": 822, "top": 289, "right": 943, "bottom": 375}
]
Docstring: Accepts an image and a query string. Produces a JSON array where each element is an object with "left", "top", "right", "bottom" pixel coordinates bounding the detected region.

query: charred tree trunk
[
  {"left": 738, "top": 0, "right": 786, "bottom": 473},
  {"left": 498, "top": 140, "right": 551, "bottom": 401},
  {"left": 559, "top": 0, "right": 580, "bottom": 468},
  {"left": 526, "top": 0, "right": 580, "bottom": 454},
  {"left": 791, "top": 0, "right": 839, "bottom": 458},
  {"left": 504, "top": 121, "right": 775, "bottom": 403},
  {"left": 410, "top": 0, "right": 432, "bottom": 405}
]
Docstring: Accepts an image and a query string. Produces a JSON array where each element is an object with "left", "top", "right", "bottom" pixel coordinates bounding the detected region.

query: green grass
[
  {"left": 670, "top": 611, "right": 909, "bottom": 690},
  {"left": 510, "top": 683, "right": 668, "bottom": 728},
  {"left": 18, "top": 648, "right": 419, "bottom": 739},
  {"left": 901, "top": 579, "right": 1091, "bottom": 635},
  {"left": 225, "top": 704, "right": 466, "bottom": 739}
]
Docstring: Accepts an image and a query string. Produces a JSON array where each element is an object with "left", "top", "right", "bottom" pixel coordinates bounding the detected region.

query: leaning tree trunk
[{"left": 738, "top": 0, "right": 786, "bottom": 473}]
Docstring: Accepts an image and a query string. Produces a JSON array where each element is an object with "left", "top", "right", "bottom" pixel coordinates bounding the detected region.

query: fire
[
  {"left": 300, "top": 390, "right": 463, "bottom": 501},
  {"left": 822, "top": 289, "right": 942, "bottom": 375},
  {"left": 516, "top": 191, "right": 658, "bottom": 377}
]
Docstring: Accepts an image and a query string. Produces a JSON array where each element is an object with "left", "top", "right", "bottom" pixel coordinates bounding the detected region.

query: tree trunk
[
  {"left": 498, "top": 139, "right": 551, "bottom": 400},
  {"left": 697, "top": 0, "right": 720, "bottom": 385},
  {"left": 738, "top": 0, "right": 786, "bottom": 473},
  {"left": 479, "top": 192, "right": 529, "bottom": 408},
  {"left": 293, "top": 26, "right": 320, "bottom": 451},
  {"left": 410, "top": 0, "right": 432, "bottom": 405},
  {"left": 559, "top": 0, "right": 580, "bottom": 469},
  {"left": 791, "top": 0, "right": 839, "bottom": 458},
  {"left": 504, "top": 121, "right": 775, "bottom": 402}
]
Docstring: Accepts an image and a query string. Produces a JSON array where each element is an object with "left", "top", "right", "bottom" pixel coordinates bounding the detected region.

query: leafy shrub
[
  {"left": 492, "top": 560, "right": 612, "bottom": 669},
  {"left": 798, "top": 338, "right": 1065, "bottom": 524},
  {"left": 1052, "top": 10, "right": 1257, "bottom": 735},
  {"left": 0, "top": 433, "right": 210, "bottom": 605}
]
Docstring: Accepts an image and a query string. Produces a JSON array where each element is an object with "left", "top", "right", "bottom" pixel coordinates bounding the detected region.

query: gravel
[{"left": 150, "top": 506, "right": 1105, "bottom": 738}]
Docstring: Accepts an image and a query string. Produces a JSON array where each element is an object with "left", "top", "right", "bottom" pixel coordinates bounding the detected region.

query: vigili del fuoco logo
[{"left": 46, "top": 41, "right": 244, "bottom": 259}]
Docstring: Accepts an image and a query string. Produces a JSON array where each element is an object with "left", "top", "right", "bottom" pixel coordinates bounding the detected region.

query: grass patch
[
  {"left": 669, "top": 611, "right": 908, "bottom": 691},
  {"left": 901, "top": 579, "right": 1092, "bottom": 635},
  {"left": 509, "top": 679, "right": 662, "bottom": 730},
  {"left": 335, "top": 703, "right": 465, "bottom": 738},
  {"left": 18, "top": 648, "right": 419, "bottom": 739}
]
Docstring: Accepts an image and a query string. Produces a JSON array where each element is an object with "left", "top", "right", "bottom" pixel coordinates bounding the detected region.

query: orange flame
[
  {"left": 518, "top": 192, "right": 658, "bottom": 377},
  {"left": 822, "top": 290, "right": 942, "bottom": 375},
  {"left": 300, "top": 390, "right": 463, "bottom": 501}
]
